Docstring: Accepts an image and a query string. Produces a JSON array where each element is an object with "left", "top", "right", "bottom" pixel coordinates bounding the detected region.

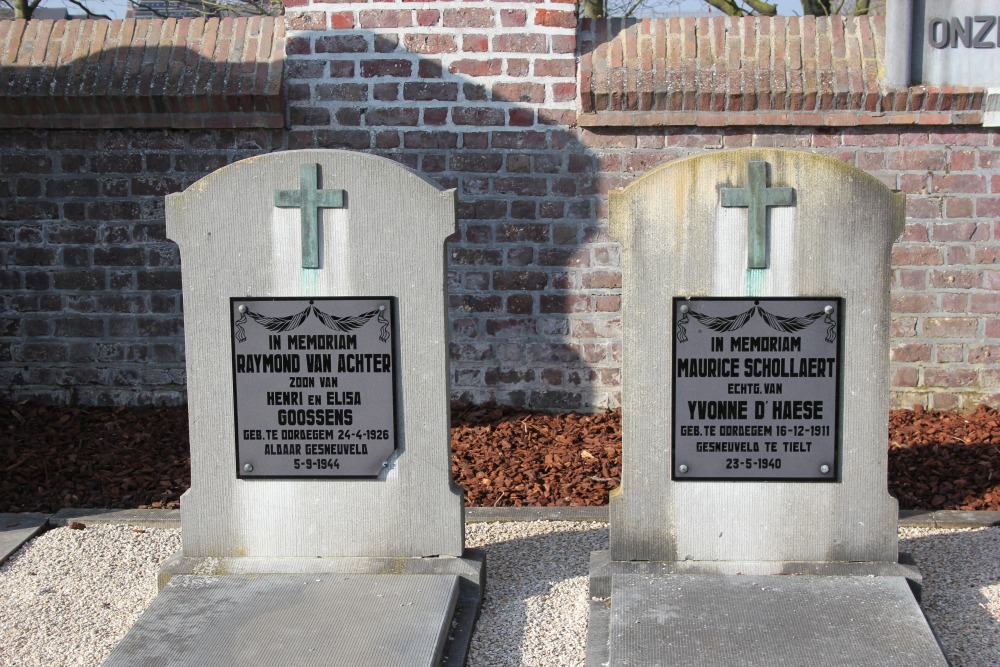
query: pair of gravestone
[{"left": 103, "top": 147, "right": 947, "bottom": 666}]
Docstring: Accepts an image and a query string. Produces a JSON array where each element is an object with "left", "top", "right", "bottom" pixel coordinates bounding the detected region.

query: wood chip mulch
[
  {"left": 888, "top": 404, "right": 1000, "bottom": 511},
  {"left": 1, "top": 401, "right": 998, "bottom": 513}
]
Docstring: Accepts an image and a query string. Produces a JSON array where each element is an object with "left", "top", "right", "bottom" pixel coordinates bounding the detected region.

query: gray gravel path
[
  {"left": 1, "top": 521, "right": 997, "bottom": 666},
  {"left": 900, "top": 525, "right": 1000, "bottom": 667}
]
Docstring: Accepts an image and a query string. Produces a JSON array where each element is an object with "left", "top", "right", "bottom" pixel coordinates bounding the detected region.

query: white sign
[{"left": 913, "top": 0, "right": 1000, "bottom": 85}]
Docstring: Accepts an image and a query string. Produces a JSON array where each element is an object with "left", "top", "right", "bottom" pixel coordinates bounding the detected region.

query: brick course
[{"left": 1, "top": 8, "right": 999, "bottom": 411}]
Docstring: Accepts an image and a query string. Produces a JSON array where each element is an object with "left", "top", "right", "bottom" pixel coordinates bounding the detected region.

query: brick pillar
[{"left": 282, "top": 1, "right": 622, "bottom": 410}]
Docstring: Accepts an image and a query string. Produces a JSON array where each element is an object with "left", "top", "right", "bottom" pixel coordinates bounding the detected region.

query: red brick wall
[
  {"left": 578, "top": 17, "right": 982, "bottom": 126},
  {"left": 2, "top": 10, "right": 998, "bottom": 411}
]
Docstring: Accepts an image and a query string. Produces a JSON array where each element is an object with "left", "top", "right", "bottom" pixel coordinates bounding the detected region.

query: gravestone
[
  {"left": 102, "top": 150, "right": 483, "bottom": 667},
  {"left": 586, "top": 149, "right": 949, "bottom": 666}
]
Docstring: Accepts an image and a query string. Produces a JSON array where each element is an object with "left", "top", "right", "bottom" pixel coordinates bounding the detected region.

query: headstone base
[
  {"left": 587, "top": 550, "right": 923, "bottom": 598},
  {"left": 156, "top": 550, "right": 485, "bottom": 591},
  {"left": 102, "top": 551, "right": 484, "bottom": 667},
  {"left": 586, "top": 559, "right": 949, "bottom": 667}
]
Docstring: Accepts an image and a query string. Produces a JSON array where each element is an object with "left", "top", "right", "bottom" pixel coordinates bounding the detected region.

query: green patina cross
[
  {"left": 274, "top": 163, "right": 346, "bottom": 269},
  {"left": 721, "top": 161, "right": 796, "bottom": 269}
]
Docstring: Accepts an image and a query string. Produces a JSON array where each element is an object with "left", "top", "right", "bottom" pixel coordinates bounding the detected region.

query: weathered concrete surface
[
  {"left": 0, "top": 513, "right": 48, "bottom": 565},
  {"left": 51, "top": 508, "right": 181, "bottom": 529},
  {"left": 605, "top": 573, "right": 949, "bottom": 667},
  {"left": 101, "top": 574, "right": 459, "bottom": 667}
]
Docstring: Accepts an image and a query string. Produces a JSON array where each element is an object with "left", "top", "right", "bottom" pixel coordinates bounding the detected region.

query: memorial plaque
[
  {"left": 672, "top": 297, "right": 841, "bottom": 481},
  {"left": 231, "top": 296, "right": 397, "bottom": 478}
]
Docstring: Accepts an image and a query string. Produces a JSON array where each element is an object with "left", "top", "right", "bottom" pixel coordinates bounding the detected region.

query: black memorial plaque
[
  {"left": 231, "top": 297, "right": 398, "bottom": 478},
  {"left": 672, "top": 297, "right": 842, "bottom": 481}
]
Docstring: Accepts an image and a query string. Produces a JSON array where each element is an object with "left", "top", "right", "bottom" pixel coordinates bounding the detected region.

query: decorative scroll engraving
[
  {"left": 235, "top": 301, "right": 390, "bottom": 343},
  {"left": 677, "top": 302, "right": 837, "bottom": 344}
]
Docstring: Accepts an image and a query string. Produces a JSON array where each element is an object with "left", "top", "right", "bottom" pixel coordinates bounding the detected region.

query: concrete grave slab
[
  {"left": 606, "top": 574, "right": 949, "bottom": 667},
  {"left": 102, "top": 574, "right": 460, "bottom": 667},
  {"left": 51, "top": 508, "right": 180, "bottom": 528},
  {"left": 154, "top": 548, "right": 487, "bottom": 665},
  {"left": 0, "top": 512, "right": 48, "bottom": 565},
  {"left": 586, "top": 550, "right": 923, "bottom": 600}
]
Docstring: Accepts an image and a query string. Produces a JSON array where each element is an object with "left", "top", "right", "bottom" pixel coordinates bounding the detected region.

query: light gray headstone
[
  {"left": 166, "top": 150, "right": 463, "bottom": 559},
  {"left": 608, "top": 148, "right": 904, "bottom": 564}
]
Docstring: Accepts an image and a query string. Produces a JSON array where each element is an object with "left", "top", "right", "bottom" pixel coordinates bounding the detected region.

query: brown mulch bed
[
  {"left": 2, "top": 401, "right": 999, "bottom": 513},
  {"left": 888, "top": 405, "right": 1000, "bottom": 511}
]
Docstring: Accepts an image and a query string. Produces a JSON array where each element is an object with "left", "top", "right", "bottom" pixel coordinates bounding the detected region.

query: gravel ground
[
  {"left": 900, "top": 525, "right": 1000, "bottom": 667},
  {"left": 1, "top": 521, "right": 998, "bottom": 667},
  {"left": 0, "top": 524, "right": 181, "bottom": 667}
]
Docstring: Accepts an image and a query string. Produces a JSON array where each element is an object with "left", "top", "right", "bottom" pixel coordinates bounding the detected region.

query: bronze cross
[
  {"left": 721, "top": 161, "right": 795, "bottom": 269},
  {"left": 274, "top": 163, "right": 346, "bottom": 269}
]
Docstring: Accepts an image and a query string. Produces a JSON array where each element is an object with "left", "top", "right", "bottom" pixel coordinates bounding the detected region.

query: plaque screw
[
  {"left": 382, "top": 461, "right": 389, "bottom": 468},
  {"left": 678, "top": 464, "right": 689, "bottom": 474},
  {"left": 238, "top": 305, "right": 247, "bottom": 314},
  {"left": 824, "top": 305, "right": 833, "bottom": 315},
  {"left": 379, "top": 305, "right": 385, "bottom": 312},
  {"left": 820, "top": 464, "right": 830, "bottom": 474},
  {"left": 680, "top": 305, "right": 689, "bottom": 314},
  {"left": 243, "top": 463, "right": 254, "bottom": 472}
]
